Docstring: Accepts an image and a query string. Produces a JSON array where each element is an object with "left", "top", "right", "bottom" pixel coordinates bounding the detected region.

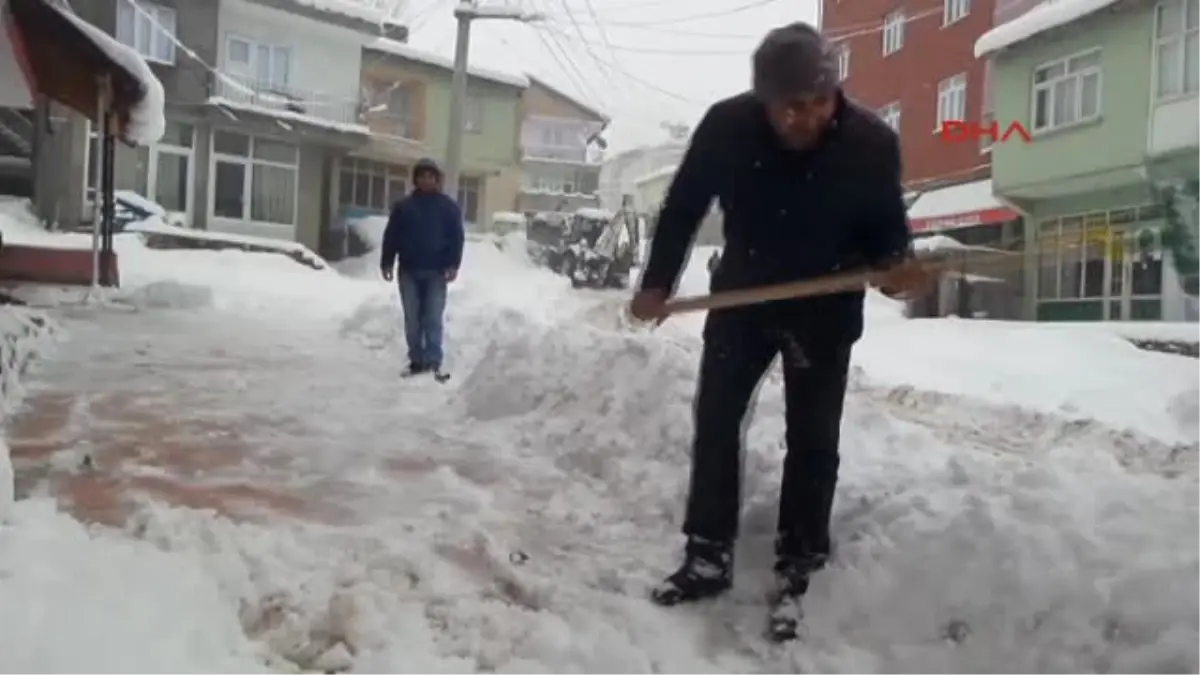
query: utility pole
[{"left": 444, "top": 1, "right": 542, "bottom": 202}]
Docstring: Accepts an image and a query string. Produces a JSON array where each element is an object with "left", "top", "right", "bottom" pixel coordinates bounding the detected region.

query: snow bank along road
[{"left": 1, "top": 235, "right": 1197, "bottom": 673}]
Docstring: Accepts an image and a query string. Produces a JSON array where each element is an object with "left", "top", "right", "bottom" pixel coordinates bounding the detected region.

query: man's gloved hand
[
  {"left": 875, "top": 257, "right": 938, "bottom": 299},
  {"left": 381, "top": 266, "right": 394, "bottom": 282},
  {"left": 445, "top": 268, "right": 459, "bottom": 282}
]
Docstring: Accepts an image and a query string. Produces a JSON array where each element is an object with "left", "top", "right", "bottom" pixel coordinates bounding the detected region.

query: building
[
  {"left": 823, "top": 0, "right": 997, "bottom": 189},
  {"left": 29, "top": 0, "right": 406, "bottom": 258},
  {"left": 979, "top": 0, "right": 1199, "bottom": 322},
  {"left": 354, "top": 38, "right": 525, "bottom": 230},
  {"left": 632, "top": 164, "right": 722, "bottom": 247},
  {"left": 517, "top": 75, "right": 607, "bottom": 214},
  {"left": 597, "top": 141, "right": 686, "bottom": 213}
]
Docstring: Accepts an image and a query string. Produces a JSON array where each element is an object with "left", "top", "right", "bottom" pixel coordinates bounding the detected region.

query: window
[
  {"left": 937, "top": 73, "right": 968, "bottom": 127},
  {"left": 225, "top": 36, "right": 291, "bottom": 88},
  {"left": 522, "top": 167, "right": 580, "bottom": 194},
  {"left": 116, "top": 0, "right": 176, "bottom": 64},
  {"left": 464, "top": 94, "right": 484, "bottom": 133},
  {"left": 944, "top": 0, "right": 971, "bottom": 25},
  {"left": 882, "top": 10, "right": 906, "bottom": 55},
  {"left": 211, "top": 131, "right": 298, "bottom": 226},
  {"left": 338, "top": 159, "right": 409, "bottom": 211},
  {"left": 836, "top": 44, "right": 851, "bottom": 81},
  {"left": 457, "top": 176, "right": 481, "bottom": 224},
  {"left": 388, "top": 85, "right": 414, "bottom": 136},
  {"left": 84, "top": 120, "right": 194, "bottom": 220},
  {"left": 1036, "top": 207, "right": 1165, "bottom": 321},
  {"left": 1031, "top": 49, "right": 1102, "bottom": 132},
  {"left": 1155, "top": 0, "right": 1200, "bottom": 98},
  {"left": 878, "top": 101, "right": 901, "bottom": 133}
]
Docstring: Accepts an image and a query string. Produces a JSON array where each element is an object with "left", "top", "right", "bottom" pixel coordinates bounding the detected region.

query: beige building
[{"left": 517, "top": 76, "right": 608, "bottom": 214}]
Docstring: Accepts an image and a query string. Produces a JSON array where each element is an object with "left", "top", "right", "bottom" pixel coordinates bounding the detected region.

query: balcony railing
[
  {"left": 521, "top": 144, "right": 604, "bottom": 164},
  {"left": 214, "top": 74, "right": 363, "bottom": 126}
]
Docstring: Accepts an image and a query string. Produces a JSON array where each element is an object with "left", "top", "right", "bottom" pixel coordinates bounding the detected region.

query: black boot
[
  {"left": 767, "top": 543, "right": 827, "bottom": 641},
  {"left": 401, "top": 362, "right": 429, "bottom": 377},
  {"left": 650, "top": 536, "right": 733, "bottom": 606}
]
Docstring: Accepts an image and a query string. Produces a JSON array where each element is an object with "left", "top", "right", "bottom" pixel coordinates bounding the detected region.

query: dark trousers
[{"left": 682, "top": 310, "right": 851, "bottom": 560}]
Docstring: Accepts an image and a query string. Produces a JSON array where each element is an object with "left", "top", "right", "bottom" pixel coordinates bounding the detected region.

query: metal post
[
  {"left": 101, "top": 110, "right": 116, "bottom": 286},
  {"left": 443, "top": 4, "right": 473, "bottom": 202},
  {"left": 90, "top": 75, "right": 108, "bottom": 291},
  {"left": 443, "top": 2, "right": 543, "bottom": 208}
]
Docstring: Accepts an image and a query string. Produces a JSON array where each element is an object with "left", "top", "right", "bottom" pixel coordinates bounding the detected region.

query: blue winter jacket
[{"left": 379, "top": 190, "right": 465, "bottom": 273}]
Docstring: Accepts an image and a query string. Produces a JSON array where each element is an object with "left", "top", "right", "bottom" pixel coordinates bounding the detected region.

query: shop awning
[{"left": 907, "top": 179, "right": 1019, "bottom": 233}]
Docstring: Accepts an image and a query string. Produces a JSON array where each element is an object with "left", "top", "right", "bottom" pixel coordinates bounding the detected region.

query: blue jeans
[{"left": 398, "top": 269, "right": 448, "bottom": 367}]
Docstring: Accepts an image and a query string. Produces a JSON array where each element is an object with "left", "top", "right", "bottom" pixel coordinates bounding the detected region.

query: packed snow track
[{"left": 0, "top": 230, "right": 1196, "bottom": 674}]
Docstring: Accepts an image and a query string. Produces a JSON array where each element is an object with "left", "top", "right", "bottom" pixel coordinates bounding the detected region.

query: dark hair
[{"left": 752, "top": 22, "right": 839, "bottom": 103}]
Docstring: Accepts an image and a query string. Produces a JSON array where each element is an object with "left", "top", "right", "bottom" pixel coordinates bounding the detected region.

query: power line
[
  {"left": 540, "top": 5, "right": 947, "bottom": 56},
  {"left": 582, "top": 0, "right": 787, "bottom": 26}
]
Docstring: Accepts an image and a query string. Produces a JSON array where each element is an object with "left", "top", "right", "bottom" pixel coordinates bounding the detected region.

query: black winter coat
[{"left": 639, "top": 90, "right": 912, "bottom": 346}]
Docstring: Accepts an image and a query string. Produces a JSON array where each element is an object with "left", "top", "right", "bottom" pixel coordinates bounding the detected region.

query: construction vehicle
[{"left": 524, "top": 204, "right": 642, "bottom": 290}]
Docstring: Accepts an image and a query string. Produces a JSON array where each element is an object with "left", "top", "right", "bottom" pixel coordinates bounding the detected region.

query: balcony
[
  {"left": 521, "top": 143, "right": 603, "bottom": 165},
  {"left": 213, "top": 74, "right": 363, "bottom": 127}
]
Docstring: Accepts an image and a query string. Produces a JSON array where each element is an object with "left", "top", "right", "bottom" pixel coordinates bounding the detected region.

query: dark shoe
[
  {"left": 766, "top": 551, "right": 827, "bottom": 642},
  {"left": 650, "top": 536, "right": 733, "bottom": 606},
  {"left": 401, "top": 362, "right": 429, "bottom": 377}
]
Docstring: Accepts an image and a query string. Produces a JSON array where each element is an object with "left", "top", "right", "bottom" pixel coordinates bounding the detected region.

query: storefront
[
  {"left": 1033, "top": 204, "right": 1172, "bottom": 321},
  {"left": 906, "top": 179, "right": 1025, "bottom": 319}
]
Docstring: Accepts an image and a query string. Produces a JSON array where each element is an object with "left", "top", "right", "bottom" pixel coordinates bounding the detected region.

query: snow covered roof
[
  {"left": 4, "top": 0, "right": 165, "bottom": 144},
  {"left": 975, "top": 0, "right": 1125, "bottom": 58},
  {"left": 208, "top": 96, "right": 369, "bottom": 135},
  {"left": 366, "top": 38, "right": 529, "bottom": 88},
  {"left": 526, "top": 75, "right": 608, "bottom": 123},
  {"left": 907, "top": 179, "right": 1007, "bottom": 220},
  {"left": 285, "top": 0, "right": 405, "bottom": 26},
  {"left": 632, "top": 164, "right": 678, "bottom": 186}
]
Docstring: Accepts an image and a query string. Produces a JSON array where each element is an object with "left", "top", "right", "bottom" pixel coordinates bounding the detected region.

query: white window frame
[
  {"left": 224, "top": 34, "right": 292, "bottom": 89},
  {"left": 882, "top": 10, "right": 906, "bottom": 56},
  {"left": 1153, "top": 0, "right": 1200, "bottom": 99},
  {"left": 464, "top": 94, "right": 484, "bottom": 134},
  {"left": 1030, "top": 48, "right": 1103, "bottom": 133},
  {"left": 836, "top": 44, "right": 851, "bottom": 81},
  {"left": 936, "top": 73, "right": 968, "bottom": 129},
  {"left": 978, "top": 110, "right": 996, "bottom": 154},
  {"left": 208, "top": 131, "right": 300, "bottom": 233},
  {"left": 943, "top": 0, "right": 971, "bottom": 26},
  {"left": 81, "top": 120, "right": 196, "bottom": 224},
  {"left": 115, "top": 0, "right": 177, "bottom": 65},
  {"left": 878, "top": 101, "right": 901, "bottom": 133}
]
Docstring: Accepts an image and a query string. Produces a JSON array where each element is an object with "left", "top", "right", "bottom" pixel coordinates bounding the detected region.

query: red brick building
[{"left": 823, "top": 0, "right": 996, "bottom": 191}]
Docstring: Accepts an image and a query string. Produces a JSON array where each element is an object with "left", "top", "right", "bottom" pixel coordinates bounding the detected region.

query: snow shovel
[{"left": 621, "top": 257, "right": 948, "bottom": 327}]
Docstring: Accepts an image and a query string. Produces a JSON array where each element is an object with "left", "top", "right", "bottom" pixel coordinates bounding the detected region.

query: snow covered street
[{"left": 0, "top": 222, "right": 1197, "bottom": 673}]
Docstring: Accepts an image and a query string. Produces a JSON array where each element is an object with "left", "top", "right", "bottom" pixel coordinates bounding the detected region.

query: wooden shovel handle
[{"left": 663, "top": 267, "right": 885, "bottom": 316}]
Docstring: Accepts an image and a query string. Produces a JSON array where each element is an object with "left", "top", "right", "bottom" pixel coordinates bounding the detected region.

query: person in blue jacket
[{"left": 380, "top": 158, "right": 465, "bottom": 379}]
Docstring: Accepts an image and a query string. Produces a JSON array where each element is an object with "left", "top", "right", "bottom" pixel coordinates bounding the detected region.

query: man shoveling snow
[
  {"left": 380, "top": 158, "right": 465, "bottom": 381},
  {"left": 629, "top": 22, "right": 933, "bottom": 641}
]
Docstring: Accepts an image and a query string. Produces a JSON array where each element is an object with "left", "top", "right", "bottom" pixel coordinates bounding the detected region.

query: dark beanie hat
[{"left": 752, "top": 22, "right": 839, "bottom": 103}]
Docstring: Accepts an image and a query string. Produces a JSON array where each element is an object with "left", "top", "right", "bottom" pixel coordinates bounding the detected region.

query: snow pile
[
  {"left": 0, "top": 502, "right": 268, "bottom": 672},
  {"left": 976, "top": 0, "right": 1124, "bottom": 58},
  {"left": 2, "top": 199, "right": 1196, "bottom": 672}
]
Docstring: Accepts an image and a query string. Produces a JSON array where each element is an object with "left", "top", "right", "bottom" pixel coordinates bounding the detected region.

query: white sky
[{"left": 398, "top": 0, "right": 820, "bottom": 152}]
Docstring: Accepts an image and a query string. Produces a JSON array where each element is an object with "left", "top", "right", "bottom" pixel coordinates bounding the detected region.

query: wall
[
  {"left": 989, "top": 4, "right": 1153, "bottom": 195},
  {"left": 216, "top": 0, "right": 365, "bottom": 110},
  {"left": 423, "top": 80, "right": 522, "bottom": 169},
  {"left": 824, "top": 0, "right": 996, "bottom": 186},
  {"left": 598, "top": 143, "right": 685, "bottom": 211}
]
